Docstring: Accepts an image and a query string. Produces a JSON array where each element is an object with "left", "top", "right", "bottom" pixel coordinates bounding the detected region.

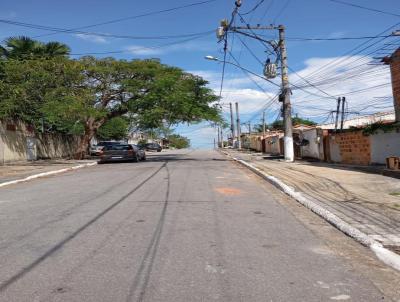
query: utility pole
[
  {"left": 217, "top": 125, "right": 220, "bottom": 148},
  {"left": 215, "top": 9, "right": 294, "bottom": 157},
  {"left": 262, "top": 111, "right": 266, "bottom": 137},
  {"left": 220, "top": 127, "right": 223, "bottom": 148},
  {"left": 340, "top": 97, "right": 346, "bottom": 131},
  {"left": 248, "top": 122, "right": 251, "bottom": 135},
  {"left": 334, "top": 97, "right": 341, "bottom": 132},
  {"left": 278, "top": 25, "right": 294, "bottom": 162},
  {"left": 235, "top": 102, "right": 241, "bottom": 149},
  {"left": 229, "top": 102, "right": 235, "bottom": 146}
]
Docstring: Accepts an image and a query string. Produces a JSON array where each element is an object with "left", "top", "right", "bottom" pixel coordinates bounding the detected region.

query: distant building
[{"left": 319, "top": 111, "right": 395, "bottom": 130}]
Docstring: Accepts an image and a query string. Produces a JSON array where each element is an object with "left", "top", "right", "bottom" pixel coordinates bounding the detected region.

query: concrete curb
[
  {"left": 0, "top": 162, "right": 98, "bottom": 189},
  {"left": 222, "top": 151, "right": 400, "bottom": 272}
]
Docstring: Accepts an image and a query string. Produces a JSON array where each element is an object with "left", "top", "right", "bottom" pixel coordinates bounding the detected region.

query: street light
[
  {"left": 204, "top": 55, "right": 281, "bottom": 87},
  {"left": 204, "top": 55, "right": 219, "bottom": 61}
]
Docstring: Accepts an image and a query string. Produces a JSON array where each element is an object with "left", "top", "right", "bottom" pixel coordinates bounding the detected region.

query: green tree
[
  {"left": 254, "top": 117, "right": 317, "bottom": 131},
  {"left": 0, "top": 55, "right": 221, "bottom": 157},
  {"left": 168, "top": 134, "right": 190, "bottom": 149},
  {"left": 97, "top": 117, "right": 129, "bottom": 141},
  {"left": 0, "top": 36, "right": 70, "bottom": 60}
]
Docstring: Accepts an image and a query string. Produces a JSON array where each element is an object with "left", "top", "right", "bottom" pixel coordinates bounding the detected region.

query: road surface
[{"left": 0, "top": 150, "right": 397, "bottom": 301}]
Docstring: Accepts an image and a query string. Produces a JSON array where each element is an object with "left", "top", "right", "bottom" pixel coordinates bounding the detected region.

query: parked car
[
  {"left": 130, "top": 144, "right": 146, "bottom": 161},
  {"left": 144, "top": 143, "right": 162, "bottom": 152},
  {"left": 90, "top": 141, "right": 120, "bottom": 156},
  {"left": 99, "top": 144, "right": 143, "bottom": 163}
]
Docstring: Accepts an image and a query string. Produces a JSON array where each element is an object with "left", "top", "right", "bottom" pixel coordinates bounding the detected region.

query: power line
[
  {"left": 69, "top": 33, "right": 212, "bottom": 56},
  {"left": 286, "top": 34, "right": 393, "bottom": 41},
  {"left": 272, "top": 0, "right": 292, "bottom": 23},
  {"left": 241, "top": 0, "right": 266, "bottom": 15},
  {"left": 33, "top": 0, "right": 221, "bottom": 38},
  {"left": 291, "top": 22, "right": 400, "bottom": 85},
  {"left": 328, "top": 0, "right": 400, "bottom": 18},
  {"left": 0, "top": 18, "right": 214, "bottom": 41}
]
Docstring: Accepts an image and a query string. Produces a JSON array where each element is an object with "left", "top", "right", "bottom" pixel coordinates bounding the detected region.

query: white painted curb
[
  {"left": 223, "top": 151, "right": 400, "bottom": 272},
  {"left": 0, "top": 162, "right": 97, "bottom": 189}
]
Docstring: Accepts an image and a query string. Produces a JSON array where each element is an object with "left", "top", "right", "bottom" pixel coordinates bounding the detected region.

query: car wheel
[{"left": 133, "top": 154, "right": 139, "bottom": 162}]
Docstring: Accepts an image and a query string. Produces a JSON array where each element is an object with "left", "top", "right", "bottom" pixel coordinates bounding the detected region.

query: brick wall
[
  {"left": 330, "top": 131, "right": 371, "bottom": 165},
  {"left": 389, "top": 48, "right": 400, "bottom": 122}
]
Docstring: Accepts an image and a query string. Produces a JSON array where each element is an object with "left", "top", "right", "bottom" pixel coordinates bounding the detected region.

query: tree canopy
[
  {"left": 167, "top": 134, "right": 190, "bottom": 149},
  {"left": 254, "top": 116, "right": 317, "bottom": 132},
  {"left": 0, "top": 37, "right": 222, "bottom": 157},
  {"left": 0, "top": 36, "right": 70, "bottom": 60}
]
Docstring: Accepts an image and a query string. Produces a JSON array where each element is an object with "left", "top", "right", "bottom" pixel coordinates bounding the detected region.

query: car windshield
[
  {"left": 97, "top": 142, "right": 117, "bottom": 146},
  {"left": 104, "top": 144, "right": 131, "bottom": 151}
]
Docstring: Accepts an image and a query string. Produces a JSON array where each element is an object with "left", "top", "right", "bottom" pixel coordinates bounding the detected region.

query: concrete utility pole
[
  {"left": 334, "top": 97, "right": 341, "bottom": 132},
  {"left": 235, "top": 102, "right": 241, "bottom": 149},
  {"left": 229, "top": 102, "right": 235, "bottom": 146},
  {"left": 248, "top": 122, "right": 251, "bottom": 135},
  {"left": 217, "top": 125, "right": 220, "bottom": 148},
  {"left": 340, "top": 97, "right": 346, "bottom": 131},
  {"left": 262, "top": 111, "right": 266, "bottom": 137},
  {"left": 220, "top": 127, "right": 223, "bottom": 148},
  {"left": 278, "top": 25, "right": 294, "bottom": 162}
]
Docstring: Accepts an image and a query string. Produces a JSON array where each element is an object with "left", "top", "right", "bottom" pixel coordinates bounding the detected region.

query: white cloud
[
  {"left": 124, "top": 41, "right": 214, "bottom": 57},
  {"left": 75, "top": 34, "right": 108, "bottom": 44},
  {"left": 176, "top": 55, "right": 393, "bottom": 147},
  {"left": 125, "top": 45, "right": 164, "bottom": 56},
  {"left": 289, "top": 56, "right": 392, "bottom": 120}
]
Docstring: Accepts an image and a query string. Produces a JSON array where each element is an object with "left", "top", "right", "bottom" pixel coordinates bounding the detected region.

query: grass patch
[{"left": 389, "top": 192, "right": 400, "bottom": 197}]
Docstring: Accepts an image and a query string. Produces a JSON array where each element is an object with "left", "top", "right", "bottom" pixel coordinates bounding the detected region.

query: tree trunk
[{"left": 75, "top": 118, "right": 98, "bottom": 159}]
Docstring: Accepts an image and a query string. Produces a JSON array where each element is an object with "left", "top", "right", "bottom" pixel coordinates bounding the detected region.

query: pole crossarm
[
  {"left": 229, "top": 29, "right": 279, "bottom": 51},
  {"left": 231, "top": 25, "right": 280, "bottom": 30}
]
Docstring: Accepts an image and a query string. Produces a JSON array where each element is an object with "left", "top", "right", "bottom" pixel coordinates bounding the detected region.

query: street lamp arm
[{"left": 205, "top": 56, "right": 281, "bottom": 88}]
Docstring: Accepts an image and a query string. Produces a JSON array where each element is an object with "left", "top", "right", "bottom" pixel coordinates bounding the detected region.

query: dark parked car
[
  {"left": 99, "top": 144, "right": 145, "bottom": 163},
  {"left": 90, "top": 141, "right": 120, "bottom": 156},
  {"left": 144, "top": 143, "right": 162, "bottom": 152}
]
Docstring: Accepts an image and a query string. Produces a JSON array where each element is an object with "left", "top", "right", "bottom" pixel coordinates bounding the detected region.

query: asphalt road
[{"left": 0, "top": 149, "right": 392, "bottom": 301}]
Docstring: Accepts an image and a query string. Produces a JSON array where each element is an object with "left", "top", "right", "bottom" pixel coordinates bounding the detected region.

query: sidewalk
[
  {"left": 224, "top": 149, "right": 400, "bottom": 251},
  {"left": 0, "top": 159, "right": 97, "bottom": 184}
]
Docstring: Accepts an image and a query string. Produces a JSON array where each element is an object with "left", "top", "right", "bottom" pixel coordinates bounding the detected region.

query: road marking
[
  {"left": 215, "top": 187, "right": 242, "bottom": 195},
  {"left": 330, "top": 295, "right": 350, "bottom": 300},
  {"left": 0, "top": 200, "right": 11, "bottom": 205}
]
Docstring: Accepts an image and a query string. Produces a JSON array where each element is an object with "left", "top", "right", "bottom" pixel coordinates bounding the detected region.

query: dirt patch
[{"left": 215, "top": 187, "right": 242, "bottom": 195}]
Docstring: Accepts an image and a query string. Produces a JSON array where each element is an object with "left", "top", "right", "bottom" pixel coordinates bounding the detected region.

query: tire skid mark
[
  {"left": 126, "top": 163, "right": 171, "bottom": 302},
  {"left": 0, "top": 162, "right": 167, "bottom": 293}
]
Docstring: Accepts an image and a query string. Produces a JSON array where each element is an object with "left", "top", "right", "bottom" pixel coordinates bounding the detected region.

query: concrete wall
[
  {"left": 370, "top": 129, "right": 400, "bottom": 164},
  {"left": 264, "top": 134, "right": 282, "bottom": 155},
  {"left": 0, "top": 121, "right": 34, "bottom": 164},
  {"left": 36, "top": 133, "right": 81, "bottom": 159},
  {"left": 300, "top": 128, "right": 321, "bottom": 159},
  {"left": 0, "top": 120, "right": 82, "bottom": 164},
  {"left": 249, "top": 135, "right": 262, "bottom": 152}
]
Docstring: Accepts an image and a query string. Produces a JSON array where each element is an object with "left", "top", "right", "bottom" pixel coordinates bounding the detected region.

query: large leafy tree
[
  {"left": 168, "top": 134, "right": 190, "bottom": 149},
  {"left": 97, "top": 117, "right": 130, "bottom": 141},
  {"left": 0, "top": 55, "right": 221, "bottom": 157},
  {"left": 254, "top": 117, "right": 317, "bottom": 132}
]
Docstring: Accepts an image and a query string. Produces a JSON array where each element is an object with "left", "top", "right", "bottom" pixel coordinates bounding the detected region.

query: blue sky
[{"left": 1, "top": 0, "right": 399, "bottom": 148}]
